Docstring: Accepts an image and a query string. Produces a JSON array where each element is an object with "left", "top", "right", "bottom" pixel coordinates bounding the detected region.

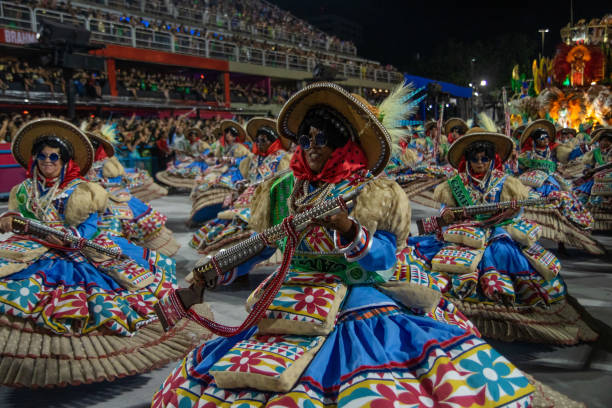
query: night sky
[{"left": 269, "top": 0, "right": 609, "bottom": 85}]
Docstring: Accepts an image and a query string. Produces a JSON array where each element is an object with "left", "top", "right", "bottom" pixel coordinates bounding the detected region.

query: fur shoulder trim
[
  {"left": 401, "top": 148, "right": 418, "bottom": 166},
  {"left": 248, "top": 178, "right": 275, "bottom": 233},
  {"left": 278, "top": 153, "right": 292, "bottom": 172},
  {"left": 500, "top": 176, "right": 530, "bottom": 201},
  {"left": 233, "top": 144, "right": 251, "bottom": 158},
  {"left": 65, "top": 182, "right": 109, "bottom": 226},
  {"left": 239, "top": 155, "right": 252, "bottom": 179},
  {"left": 102, "top": 156, "right": 126, "bottom": 178},
  {"left": 8, "top": 185, "right": 20, "bottom": 211},
  {"left": 352, "top": 178, "right": 411, "bottom": 250},
  {"left": 433, "top": 181, "right": 457, "bottom": 207},
  {"left": 554, "top": 144, "right": 573, "bottom": 164}
]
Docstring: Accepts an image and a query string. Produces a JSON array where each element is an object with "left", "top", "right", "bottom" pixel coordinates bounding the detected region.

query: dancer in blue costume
[
  {"left": 517, "top": 119, "right": 601, "bottom": 254},
  {"left": 410, "top": 128, "right": 598, "bottom": 346},
  {"left": 157, "top": 127, "right": 213, "bottom": 189},
  {"left": 190, "top": 117, "right": 291, "bottom": 255},
  {"left": 0, "top": 119, "right": 211, "bottom": 388},
  {"left": 152, "top": 83, "right": 546, "bottom": 408},
  {"left": 85, "top": 131, "right": 180, "bottom": 257},
  {"left": 574, "top": 126, "right": 612, "bottom": 231},
  {"left": 190, "top": 120, "right": 252, "bottom": 224}
]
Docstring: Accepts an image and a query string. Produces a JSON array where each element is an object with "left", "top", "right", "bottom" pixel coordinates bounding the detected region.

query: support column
[
  {"left": 224, "top": 71, "right": 230, "bottom": 108},
  {"left": 107, "top": 58, "right": 117, "bottom": 97}
]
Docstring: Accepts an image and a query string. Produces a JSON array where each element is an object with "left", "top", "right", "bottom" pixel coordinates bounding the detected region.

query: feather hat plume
[{"left": 477, "top": 112, "right": 498, "bottom": 133}]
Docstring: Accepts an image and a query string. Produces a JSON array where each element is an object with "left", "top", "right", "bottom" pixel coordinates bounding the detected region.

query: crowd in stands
[
  {"left": 0, "top": 57, "right": 107, "bottom": 98},
  {"left": 16, "top": 0, "right": 400, "bottom": 77}
]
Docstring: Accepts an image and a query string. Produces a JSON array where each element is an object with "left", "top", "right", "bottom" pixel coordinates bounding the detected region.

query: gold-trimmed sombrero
[
  {"left": 246, "top": 117, "right": 277, "bottom": 140},
  {"left": 444, "top": 117, "right": 468, "bottom": 135},
  {"left": 447, "top": 128, "right": 514, "bottom": 169},
  {"left": 12, "top": 118, "right": 94, "bottom": 175},
  {"left": 87, "top": 131, "right": 115, "bottom": 158},
  {"left": 590, "top": 126, "right": 612, "bottom": 145},
  {"left": 276, "top": 82, "right": 391, "bottom": 175},
  {"left": 558, "top": 127, "right": 577, "bottom": 136},
  {"left": 520, "top": 119, "right": 556, "bottom": 148},
  {"left": 220, "top": 120, "right": 249, "bottom": 143}
]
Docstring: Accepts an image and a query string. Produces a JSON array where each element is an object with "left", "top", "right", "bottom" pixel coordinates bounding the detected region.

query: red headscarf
[
  {"left": 252, "top": 139, "right": 283, "bottom": 157},
  {"left": 290, "top": 140, "right": 368, "bottom": 184},
  {"left": 521, "top": 136, "right": 558, "bottom": 153},
  {"left": 458, "top": 153, "right": 504, "bottom": 180},
  {"left": 94, "top": 144, "right": 108, "bottom": 162},
  {"left": 27, "top": 157, "right": 84, "bottom": 189}
]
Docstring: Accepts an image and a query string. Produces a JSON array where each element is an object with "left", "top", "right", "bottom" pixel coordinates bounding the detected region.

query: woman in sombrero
[
  {"left": 153, "top": 83, "right": 543, "bottom": 408},
  {"left": 189, "top": 120, "right": 252, "bottom": 225},
  {"left": 517, "top": 119, "right": 601, "bottom": 254},
  {"left": 156, "top": 127, "right": 214, "bottom": 190},
  {"left": 190, "top": 117, "right": 290, "bottom": 255},
  {"left": 0, "top": 119, "right": 211, "bottom": 388},
  {"left": 409, "top": 128, "right": 598, "bottom": 346},
  {"left": 85, "top": 130, "right": 181, "bottom": 257},
  {"left": 574, "top": 126, "right": 612, "bottom": 231}
]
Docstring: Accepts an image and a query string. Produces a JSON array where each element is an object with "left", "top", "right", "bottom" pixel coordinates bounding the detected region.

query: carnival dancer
[
  {"left": 86, "top": 123, "right": 168, "bottom": 201},
  {"left": 444, "top": 117, "right": 468, "bottom": 144},
  {"left": 156, "top": 127, "right": 213, "bottom": 190},
  {"left": 189, "top": 120, "right": 251, "bottom": 225},
  {"left": 190, "top": 117, "right": 290, "bottom": 256},
  {"left": 151, "top": 82, "right": 570, "bottom": 408},
  {"left": 86, "top": 131, "right": 180, "bottom": 257},
  {"left": 409, "top": 127, "right": 598, "bottom": 346},
  {"left": 0, "top": 119, "right": 211, "bottom": 387},
  {"left": 574, "top": 126, "right": 612, "bottom": 231},
  {"left": 517, "top": 119, "right": 602, "bottom": 254}
]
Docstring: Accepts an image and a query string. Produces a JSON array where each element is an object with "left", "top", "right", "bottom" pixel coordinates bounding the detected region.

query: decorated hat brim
[
  {"left": 87, "top": 131, "right": 115, "bottom": 158},
  {"left": 444, "top": 118, "right": 468, "bottom": 135},
  {"left": 220, "top": 120, "right": 249, "bottom": 143},
  {"left": 186, "top": 127, "right": 204, "bottom": 139},
  {"left": 447, "top": 131, "right": 514, "bottom": 168},
  {"left": 276, "top": 81, "right": 390, "bottom": 176},
  {"left": 590, "top": 126, "right": 612, "bottom": 145},
  {"left": 520, "top": 119, "right": 556, "bottom": 147},
  {"left": 12, "top": 119, "right": 94, "bottom": 175}
]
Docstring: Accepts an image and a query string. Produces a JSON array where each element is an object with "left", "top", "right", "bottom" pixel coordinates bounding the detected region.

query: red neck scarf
[
  {"left": 252, "top": 139, "right": 283, "bottom": 157},
  {"left": 458, "top": 153, "right": 504, "bottom": 179},
  {"left": 290, "top": 140, "right": 368, "bottom": 184},
  {"left": 94, "top": 145, "right": 108, "bottom": 162},
  {"left": 521, "top": 138, "right": 558, "bottom": 153},
  {"left": 27, "top": 157, "right": 84, "bottom": 189}
]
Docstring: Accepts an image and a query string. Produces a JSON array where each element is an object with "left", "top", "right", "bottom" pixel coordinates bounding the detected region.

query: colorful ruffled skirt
[
  {"left": 153, "top": 286, "right": 536, "bottom": 408},
  {"left": 0, "top": 235, "right": 211, "bottom": 387},
  {"left": 408, "top": 226, "right": 598, "bottom": 345}
]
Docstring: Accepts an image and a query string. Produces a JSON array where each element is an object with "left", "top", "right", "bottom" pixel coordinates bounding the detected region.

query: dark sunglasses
[
  {"left": 36, "top": 152, "right": 60, "bottom": 162},
  {"left": 255, "top": 136, "right": 269, "bottom": 145},
  {"left": 535, "top": 134, "right": 550, "bottom": 141},
  {"left": 298, "top": 131, "right": 327, "bottom": 150},
  {"left": 469, "top": 156, "right": 490, "bottom": 163}
]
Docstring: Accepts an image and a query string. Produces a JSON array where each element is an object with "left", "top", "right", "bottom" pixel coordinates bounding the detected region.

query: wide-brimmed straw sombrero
[
  {"left": 558, "top": 127, "right": 577, "bottom": 136},
  {"left": 590, "top": 126, "right": 612, "bottom": 145},
  {"left": 186, "top": 127, "right": 203, "bottom": 139},
  {"left": 447, "top": 127, "right": 514, "bottom": 169},
  {"left": 444, "top": 117, "right": 468, "bottom": 135},
  {"left": 87, "top": 131, "right": 115, "bottom": 158},
  {"left": 220, "top": 120, "right": 249, "bottom": 143},
  {"left": 245, "top": 117, "right": 283, "bottom": 142},
  {"left": 12, "top": 118, "right": 94, "bottom": 175},
  {"left": 277, "top": 82, "right": 391, "bottom": 175},
  {"left": 425, "top": 120, "right": 437, "bottom": 132},
  {"left": 520, "top": 119, "right": 556, "bottom": 148}
]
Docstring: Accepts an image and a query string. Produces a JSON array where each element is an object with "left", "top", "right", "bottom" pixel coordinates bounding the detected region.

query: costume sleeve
[
  {"left": 339, "top": 229, "right": 397, "bottom": 278},
  {"left": 217, "top": 243, "right": 277, "bottom": 285},
  {"left": 74, "top": 212, "right": 100, "bottom": 239}
]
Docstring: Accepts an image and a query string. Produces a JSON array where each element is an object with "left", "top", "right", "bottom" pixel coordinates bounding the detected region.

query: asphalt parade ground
[{"left": 0, "top": 194, "right": 610, "bottom": 407}]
